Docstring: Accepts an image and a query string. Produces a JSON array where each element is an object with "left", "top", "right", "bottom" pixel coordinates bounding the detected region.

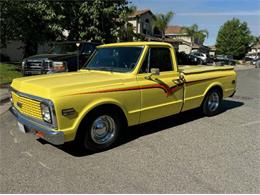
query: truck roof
[{"left": 98, "top": 41, "right": 173, "bottom": 48}]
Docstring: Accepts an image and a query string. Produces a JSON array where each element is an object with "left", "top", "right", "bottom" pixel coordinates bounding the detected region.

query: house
[
  {"left": 165, "top": 25, "right": 192, "bottom": 54},
  {"left": 247, "top": 44, "right": 260, "bottom": 56},
  {"left": 165, "top": 26, "right": 191, "bottom": 43},
  {"left": 208, "top": 45, "right": 216, "bottom": 57},
  {"left": 128, "top": 9, "right": 156, "bottom": 36},
  {"left": 165, "top": 25, "right": 209, "bottom": 54}
]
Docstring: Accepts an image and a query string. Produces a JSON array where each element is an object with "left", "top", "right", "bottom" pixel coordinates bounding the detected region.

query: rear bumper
[{"left": 9, "top": 106, "right": 64, "bottom": 145}]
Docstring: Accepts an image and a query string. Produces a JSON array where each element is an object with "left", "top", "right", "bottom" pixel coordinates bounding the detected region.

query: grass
[{"left": 0, "top": 63, "right": 22, "bottom": 85}]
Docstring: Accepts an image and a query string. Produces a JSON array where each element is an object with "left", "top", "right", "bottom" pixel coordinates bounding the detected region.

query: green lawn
[{"left": 0, "top": 63, "right": 22, "bottom": 85}]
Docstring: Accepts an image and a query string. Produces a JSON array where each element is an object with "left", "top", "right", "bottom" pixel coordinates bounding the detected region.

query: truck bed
[{"left": 178, "top": 65, "right": 234, "bottom": 74}]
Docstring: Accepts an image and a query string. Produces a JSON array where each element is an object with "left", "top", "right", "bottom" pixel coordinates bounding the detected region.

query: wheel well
[
  {"left": 207, "top": 85, "right": 223, "bottom": 99},
  {"left": 79, "top": 104, "right": 128, "bottom": 129},
  {"left": 200, "top": 85, "right": 223, "bottom": 108}
]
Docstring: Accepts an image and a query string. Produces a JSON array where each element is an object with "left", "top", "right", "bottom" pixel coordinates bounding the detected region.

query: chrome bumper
[{"left": 9, "top": 106, "right": 64, "bottom": 145}]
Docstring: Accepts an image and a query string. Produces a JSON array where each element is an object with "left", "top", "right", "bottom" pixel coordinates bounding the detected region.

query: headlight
[
  {"left": 40, "top": 103, "right": 52, "bottom": 123},
  {"left": 52, "top": 61, "right": 67, "bottom": 72}
]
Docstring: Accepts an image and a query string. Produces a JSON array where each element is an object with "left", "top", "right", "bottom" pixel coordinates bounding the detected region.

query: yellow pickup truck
[{"left": 10, "top": 42, "right": 236, "bottom": 152}]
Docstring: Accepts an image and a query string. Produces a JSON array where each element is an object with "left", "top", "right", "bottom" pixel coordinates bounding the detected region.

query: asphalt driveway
[{"left": 0, "top": 69, "right": 259, "bottom": 193}]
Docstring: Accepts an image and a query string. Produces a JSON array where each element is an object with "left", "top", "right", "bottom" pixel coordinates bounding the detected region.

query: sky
[{"left": 130, "top": 0, "right": 260, "bottom": 45}]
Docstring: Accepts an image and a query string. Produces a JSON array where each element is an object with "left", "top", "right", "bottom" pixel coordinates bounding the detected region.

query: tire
[
  {"left": 198, "top": 59, "right": 203, "bottom": 65},
  {"left": 202, "top": 89, "right": 222, "bottom": 116},
  {"left": 75, "top": 108, "right": 122, "bottom": 152}
]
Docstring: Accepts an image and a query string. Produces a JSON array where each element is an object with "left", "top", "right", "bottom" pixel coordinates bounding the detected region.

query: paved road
[{"left": 0, "top": 69, "right": 259, "bottom": 193}]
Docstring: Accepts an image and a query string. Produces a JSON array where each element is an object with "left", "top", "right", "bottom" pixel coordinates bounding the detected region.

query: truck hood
[
  {"left": 11, "top": 70, "right": 130, "bottom": 99},
  {"left": 25, "top": 53, "right": 77, "bottom": 61}
]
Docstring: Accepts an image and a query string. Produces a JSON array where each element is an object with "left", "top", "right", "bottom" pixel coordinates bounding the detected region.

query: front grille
[
  {"left": 26, "top": 60, "right": 43, "bottom": 69},
  {"left": 12, "top": 92, "right": 43, "bottom": 120}
]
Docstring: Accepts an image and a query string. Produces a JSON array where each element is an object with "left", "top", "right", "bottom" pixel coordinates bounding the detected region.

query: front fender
[{"left": 74, "top": 98, "right": 128, "bottom": 132}]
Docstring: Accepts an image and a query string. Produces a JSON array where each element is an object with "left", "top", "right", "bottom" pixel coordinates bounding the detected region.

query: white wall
[{"left": 178, "top": 44, "right": 191, "bottom": 54}]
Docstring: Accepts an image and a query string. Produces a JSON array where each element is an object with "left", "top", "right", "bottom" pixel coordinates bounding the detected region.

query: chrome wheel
[
  {"left": 90, "top": 115, "right": 116, "bottom": 145},
  {"left": 207, "top": 92, "right": 220, "bottom": 112}
]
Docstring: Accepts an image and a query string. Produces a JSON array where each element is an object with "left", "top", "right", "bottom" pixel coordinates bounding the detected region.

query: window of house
[
  {"left": 145, "top": 19, "right": 149, "bottom": 23},
  {"left": 139, "top": 47, "right": 173, "bottom": 73}
]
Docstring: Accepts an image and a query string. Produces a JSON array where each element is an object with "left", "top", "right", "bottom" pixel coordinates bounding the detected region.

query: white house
[{"left": 128, "top": 9, "right": 156, "bottom": 36}]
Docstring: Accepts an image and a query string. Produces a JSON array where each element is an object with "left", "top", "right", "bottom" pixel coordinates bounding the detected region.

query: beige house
[
  {"left": 128, "top": 9, "right": 156, "bottom": 36},
  {"left": 165, "top": 26, "right": 193, "bottom": 54},
  {"left": 165, "top": 25, "right": 210, "bottom": 54},
  {"left": 247, "top": 44, "right": 260, "bottom": 56},
  {"left": 208, "top": 45, "right": 216, "bottom": 57}
]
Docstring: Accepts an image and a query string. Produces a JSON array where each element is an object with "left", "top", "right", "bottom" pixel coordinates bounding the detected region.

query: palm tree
[
  {"left": 182, "top": 24, "right": 209, "bottom": 47},
  {"left": 153, "top": 11, "right": 174, "bottom": 39}
]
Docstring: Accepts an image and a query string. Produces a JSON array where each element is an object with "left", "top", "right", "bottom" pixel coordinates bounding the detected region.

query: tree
[
  {"left": 78, "top": 0, "right": 129, "bottom": 43},
  {"left": 0, "top": 0, "right": 129, "bottom": 57},
  {"left": 117, "top": 5, "right": 137, "bottom": 41},
  {"left": 252, "top": 35, "right": 260, "bottom": 45},
  {"left": 216, "top": 18, "right": 253, "bottom": 59},
  {"left": 182, "top": 24, "right": 209, "bottom": 46},
  {"left": 0, "top": 0, "right": 65, "bottom": 57},
  {"left": 153, "top": 11, "right": 174, "bottom": 38}
]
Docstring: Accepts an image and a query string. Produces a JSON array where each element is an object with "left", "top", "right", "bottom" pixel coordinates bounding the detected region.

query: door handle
[{"left": 173, "top": 79, "right": 183, "bottom": 85}]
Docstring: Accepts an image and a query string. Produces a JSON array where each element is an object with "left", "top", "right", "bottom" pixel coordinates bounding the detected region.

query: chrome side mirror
[
  {"left": 145, "top": 68, "right": 160, "bottom": 80},
  {"left": 179, "top": 72, "right": 185, "bottom": 81},
  {"left": 151, "top": 68, "right": 160, "bottom": 76}
]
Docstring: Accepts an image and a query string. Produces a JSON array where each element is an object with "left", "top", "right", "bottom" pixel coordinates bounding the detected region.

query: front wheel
[
  {"left": 202, "top": 89, "right": 222, "bottom": 116},
  {"left": 76, "top": 109, "right": 122, "bottom": 152}
]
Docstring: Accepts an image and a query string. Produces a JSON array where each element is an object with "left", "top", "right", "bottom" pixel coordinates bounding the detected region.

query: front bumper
[
  {"left": 9, "top": 106, "right": 64, "bottom": 145},
  {"left": 229, "top": 90, "right": 236, "bottom": 97}
]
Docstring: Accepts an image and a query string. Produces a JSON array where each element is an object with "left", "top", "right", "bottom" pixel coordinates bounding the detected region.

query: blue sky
[{"left": 130, "top": 0, "right": 260, "bottom": 45}]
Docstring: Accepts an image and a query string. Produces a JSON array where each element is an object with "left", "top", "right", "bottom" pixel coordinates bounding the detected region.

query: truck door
[{"left": 137, "top": 46, "right": 184, "bottom": 123}]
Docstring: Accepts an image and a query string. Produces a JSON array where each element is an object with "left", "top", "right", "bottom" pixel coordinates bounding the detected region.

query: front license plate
[{"left": 17, "top": 122, "right": 25, "bottom": 133}]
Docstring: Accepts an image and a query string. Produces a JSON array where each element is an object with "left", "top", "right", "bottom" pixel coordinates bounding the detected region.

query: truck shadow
[{"left": 40, "top": 99, "right": 244, "bottom": 157}]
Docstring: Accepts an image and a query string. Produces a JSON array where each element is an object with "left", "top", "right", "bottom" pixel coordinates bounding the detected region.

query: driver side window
[{"left": 139, "top": 47, "right": 173, "bottom": 73}]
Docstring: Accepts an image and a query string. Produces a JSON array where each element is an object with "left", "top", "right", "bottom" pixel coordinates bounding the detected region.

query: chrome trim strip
[
  {"left": 10, "top": 106, "right": 64, "bottom": 145},
  {"left": 10, "top": 87, "right": 58, "bottom": 129}
]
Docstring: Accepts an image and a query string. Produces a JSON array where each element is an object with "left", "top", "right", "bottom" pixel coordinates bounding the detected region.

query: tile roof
[
  {"left": 129, "top": 9, "right": 153, "bottom": 18},
  {"left": 252, "top": 44, "right": 260, "bottom": 49},
  {"left": 165, "top": 26, "right": 185, "bottom": 34}
]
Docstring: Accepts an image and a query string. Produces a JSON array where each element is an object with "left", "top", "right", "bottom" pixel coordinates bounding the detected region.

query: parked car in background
[
  {"left": 251, "top": 56, "right": 260, "bottom": 68},
  {"left": 176, "top": 52, "right": 199, "bottom": 65},
  {"left": 214, "top": 55, "right": 236, "bottom": 66},
  {"left": 21, "top": 41, "right": 100, "bottom": 76},
  {"left": 190, "top": 52, "right": 208, "bottom": 65}
]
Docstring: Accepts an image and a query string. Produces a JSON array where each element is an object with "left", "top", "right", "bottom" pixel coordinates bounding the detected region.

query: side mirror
[
  {"left": 179, "top": 72, "right": 185, "bottom": 81},
  {"left": 145, "top": 68, "right": 160, "bottom": 80},
  {"left": 151, "top": 68, "right": 160, "bottom": 76}
]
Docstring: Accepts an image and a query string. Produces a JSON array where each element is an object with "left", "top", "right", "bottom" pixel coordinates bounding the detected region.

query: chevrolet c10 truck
[{"left": 10, "top": 42, "right": 236, "bottom": 152}]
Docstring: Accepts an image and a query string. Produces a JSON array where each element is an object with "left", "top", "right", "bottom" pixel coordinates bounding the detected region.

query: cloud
[{"left": 178, "top": 11, "right": 260, "bottom": 16}]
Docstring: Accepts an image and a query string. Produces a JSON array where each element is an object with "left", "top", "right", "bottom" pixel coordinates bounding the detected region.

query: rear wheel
[
  {"left": 75, "top": 109, "right": 122, "bottom": 152},
  {"left": 202, "top": 89, "right": 222, "bottom": 116}
]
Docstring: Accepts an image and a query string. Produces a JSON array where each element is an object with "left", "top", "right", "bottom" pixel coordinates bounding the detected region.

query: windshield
[
  {"left": 48, "top": 43, "right": 78, "bottom": 54},
  {"left": 83, "top": 46, "right": 143, "bottom": 72}
]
